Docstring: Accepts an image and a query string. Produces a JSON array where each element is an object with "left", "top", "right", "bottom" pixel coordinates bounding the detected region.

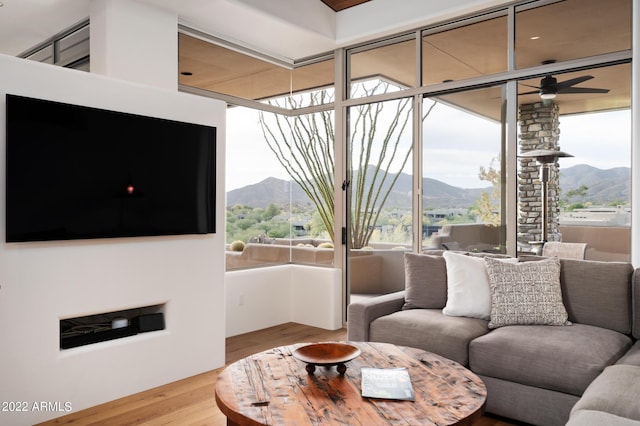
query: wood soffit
[
  {"left": 320, "top": 0, "right": 371, "bottom": 12},
  {"left": 178, "top": 0, "right": 631, "bottom": 119}
]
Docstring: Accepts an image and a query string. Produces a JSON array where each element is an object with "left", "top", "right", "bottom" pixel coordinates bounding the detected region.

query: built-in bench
[
  {"left": 559, "top": 225, "right": 630, "bottom": 262},
  {"left": 226, "top": 243, "right": 407, "bottom": 295},
  {"left": 428, "top": 223, "right": 630, "bottom": 262},
  {"left": 429, "top": 223, "right": 501, "bottom": 252}
]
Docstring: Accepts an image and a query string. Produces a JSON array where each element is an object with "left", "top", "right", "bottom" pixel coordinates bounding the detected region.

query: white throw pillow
[
  {"left": 442, "top": 252, "right": 519, "bottom": 320},
  {"left": 442, "top": 251, "right": 492, "bottom": 320}
]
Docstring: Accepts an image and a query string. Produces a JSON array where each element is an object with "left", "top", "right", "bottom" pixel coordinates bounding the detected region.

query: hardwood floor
[{"left": 37, "top": 323, "right": 518, "bottom": 425}]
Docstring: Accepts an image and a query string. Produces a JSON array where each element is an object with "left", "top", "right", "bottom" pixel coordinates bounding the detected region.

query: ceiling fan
[{"left": 520, "top": 74, "right": 610, "bottom": 100}]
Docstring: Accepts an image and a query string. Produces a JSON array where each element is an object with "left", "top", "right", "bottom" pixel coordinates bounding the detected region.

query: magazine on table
[{"left": 361, "top": 367, "right": 415, "bottom": 401}]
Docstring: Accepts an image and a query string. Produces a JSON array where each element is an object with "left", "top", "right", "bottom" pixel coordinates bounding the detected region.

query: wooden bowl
[{"left": 293, "top": 343, "right": 361, "bottom": 374}]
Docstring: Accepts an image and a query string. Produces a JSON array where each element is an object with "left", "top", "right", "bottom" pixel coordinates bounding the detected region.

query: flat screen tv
[{"left": 5, "top": 94, "right": 216, "bottom": 242}]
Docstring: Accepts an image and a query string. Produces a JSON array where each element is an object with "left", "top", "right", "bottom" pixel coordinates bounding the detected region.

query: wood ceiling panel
[
  {"left": 320, "top": 0, "right": 371, "bottom": 12},
  {"left": 350, "top": 39, "right": 416, "bottom": 88},
  {"left": 422, "top": 15, "right": 508, "bottom": 85},
  {"left": 514, "top": 0, "right": 631, "bottom": 69},
  {"left": 179, "top": 34, "right": 292, "bottom": 100},
  {"left": 178, "top": 0, "right": 631, "bottom": 117}
]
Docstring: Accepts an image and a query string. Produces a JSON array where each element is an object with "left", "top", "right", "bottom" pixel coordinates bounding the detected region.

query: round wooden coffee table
[{"left": 215, "top": 341, "right": 486, "bottom": 425}]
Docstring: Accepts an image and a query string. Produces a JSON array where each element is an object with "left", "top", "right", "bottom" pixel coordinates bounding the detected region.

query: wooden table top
[{"left": 215, "top": 341, "right": 487, "bottom": 426}]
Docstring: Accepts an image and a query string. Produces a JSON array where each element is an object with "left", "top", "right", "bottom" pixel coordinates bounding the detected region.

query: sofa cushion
[
  {"left": 616, "top": 341, "right": 640, "bottom": 366},
  {"left": 521, "top": 256, "right": 634, "bottom": 334},
  {"left": 567, "top": 410, "right": 640, "bottom": 426},
  {"left": 370, "top": 309, "right": 489, "bottom": 366},
  {"left": 559, "top": 258, "right": 634, "bottom": 334},
  {"left": 402, "top": 253, "right": 447, "bottom": 310},
  {"left": 469, "top": 323, "right": 632, "bottom": 396},
  {"left": 484, "top": 257, "right": 569, "bottom": 329},
  {"left": 570, "top": 365, "right": 640, "bottom": 421}
]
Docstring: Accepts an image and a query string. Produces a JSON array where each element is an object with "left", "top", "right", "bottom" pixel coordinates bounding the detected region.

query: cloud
[{"left": 558, "top": 110, "right": 631, "bottom": 170}]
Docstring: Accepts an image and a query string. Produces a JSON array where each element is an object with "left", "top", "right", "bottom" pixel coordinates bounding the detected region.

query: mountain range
[{"left": 226, "top": 164, "right": 630, "bottom": 209}]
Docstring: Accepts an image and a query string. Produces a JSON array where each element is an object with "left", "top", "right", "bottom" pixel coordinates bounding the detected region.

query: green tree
[
  {"left": 559, "top": 185, "right": 588, "bottom": 210},
  {"left": 262, "top": 203, "right": 281, "bottom": 221},
  {"left": 474, "top": 155, "right": 501, "bottom": 226}
]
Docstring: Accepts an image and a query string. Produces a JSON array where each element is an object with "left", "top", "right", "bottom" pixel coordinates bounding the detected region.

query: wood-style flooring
[{"left": 37, "top": 323, "right": 519, "bottom": 425}]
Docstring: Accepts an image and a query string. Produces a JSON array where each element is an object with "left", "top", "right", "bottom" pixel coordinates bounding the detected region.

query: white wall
[
  {"left": 336, "top": 0, "right": 513, "bottom": 47},
  {"left": 90, "top": 0, "right": 178, "bottom": 89},
  {"left": 225, "top": 266, "right": 292, "bottom": 336},
  {"left": 225, "top": 265, "right": 342, "bottom": 337},
  {"left": 290, "top": 265, "right": 342, "bottom": 331},
  {"left": 0, "top": 54, "right": 226, "bottom": 425}
]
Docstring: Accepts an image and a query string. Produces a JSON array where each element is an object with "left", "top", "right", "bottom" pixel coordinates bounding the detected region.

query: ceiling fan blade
[
  {"left": 556, "top": 75, "right": 594, "bottom": 89},
  {"left": 558, "top": 86, "right": 609, "bottom": 94},
  {"left": 519, "top": 90, "right": 541, "bottom": 95},
  {"left": 520, "top": 83, "right": 541, "bottom": 89}
]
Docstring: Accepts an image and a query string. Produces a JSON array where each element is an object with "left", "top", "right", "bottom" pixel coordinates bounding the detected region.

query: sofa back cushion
[
  {"left": 402, "top": 253, "right": 447, "bottom": 309},
  {"left": 557, "top": 258, "right": 633, "bottom": 334}
]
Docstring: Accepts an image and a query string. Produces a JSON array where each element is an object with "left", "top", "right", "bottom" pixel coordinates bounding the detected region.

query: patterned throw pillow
[{"left": 484, "top": 256, "right": 570, "bottom": 329}]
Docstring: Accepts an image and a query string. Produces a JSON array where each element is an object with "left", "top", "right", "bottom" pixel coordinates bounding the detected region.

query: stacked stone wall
[{"left": 518, "top": 102, "right": 561, "bottom": 247}]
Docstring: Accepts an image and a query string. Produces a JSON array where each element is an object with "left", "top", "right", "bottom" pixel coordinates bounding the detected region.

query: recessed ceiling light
[{"left": 530, "top": 36, "right": 541, "bottom": 40}]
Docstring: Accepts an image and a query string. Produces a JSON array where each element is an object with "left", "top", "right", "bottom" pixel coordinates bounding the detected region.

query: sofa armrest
[{"left": 347, "top": 291, "right": 405, "bottom": 342}]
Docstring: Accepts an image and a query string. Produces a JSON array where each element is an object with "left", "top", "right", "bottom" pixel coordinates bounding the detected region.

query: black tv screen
[{"left": 5, "top": 94, "right": 216, "bottom": 242}]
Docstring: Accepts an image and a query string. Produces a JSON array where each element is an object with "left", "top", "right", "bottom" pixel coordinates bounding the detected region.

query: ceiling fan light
[{"left": 540, "top": 92, "right": 556, "bottom": 100}]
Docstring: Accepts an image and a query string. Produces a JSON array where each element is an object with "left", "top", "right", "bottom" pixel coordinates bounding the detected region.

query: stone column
[{"left": 518, "top": 101, "right": 561, "bottom": 248}]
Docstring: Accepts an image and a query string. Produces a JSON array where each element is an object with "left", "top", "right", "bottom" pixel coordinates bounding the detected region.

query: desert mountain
[{"left": 227, "top": 164, "right": 630, "bottom": 209}]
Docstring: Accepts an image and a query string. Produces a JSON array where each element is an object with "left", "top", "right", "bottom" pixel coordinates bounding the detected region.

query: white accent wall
[
  {"left": 0, "top": 54, "right": 226, "bottom": 426},
  {"left": 225, "top": 265, "right": 342, "bottom": 337}
]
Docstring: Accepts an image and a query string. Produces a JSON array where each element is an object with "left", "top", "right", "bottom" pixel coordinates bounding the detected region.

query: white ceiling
[{"left": 0, "top": 0, "right": 510, "bottom": 61}]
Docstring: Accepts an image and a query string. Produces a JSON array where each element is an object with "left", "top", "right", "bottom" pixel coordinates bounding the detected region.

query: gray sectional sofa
[{"left": 347, "top": 251, "right": 640, "bottom": 426}]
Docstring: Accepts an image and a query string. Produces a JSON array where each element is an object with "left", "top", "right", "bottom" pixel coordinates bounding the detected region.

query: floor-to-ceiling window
[
  {"left": 346, "top": 95, "right": 414, "bottom": 295},
  {"left": 513, "top": 0, "right": 632, "bottom": 260},
  {"left": 346, "top": 36, "right": 417, "bottom": 297},
  {"left": 176, "top": 0, "right": 633, "bottom": 316}
]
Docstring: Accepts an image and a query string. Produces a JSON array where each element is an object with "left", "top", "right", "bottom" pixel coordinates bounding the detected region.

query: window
[
  {"left": 348, "top": 95, "right": 414, "bottom": 249},
  {"left": 423, "top": 86, "right": 506, "bottom": 253},
  {"left": 347, "top": 94, "right": 414, "bottom": 296},
  {"left": 517, "top": 63, "right": 631, "bottom": 261},
  {"left": 177, "top": 0, "right": 633, "bottom": 275},
  {"left": 22, "top": 21, "right": 89, "bottom": 71}
]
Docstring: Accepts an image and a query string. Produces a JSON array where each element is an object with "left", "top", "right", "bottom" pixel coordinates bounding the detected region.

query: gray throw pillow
[
  {"left": 402, "top": 253, "right": 447, "bottom": 309},
  {"left": 484, "top": 256, "right": 570, "bottom": 329}
]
